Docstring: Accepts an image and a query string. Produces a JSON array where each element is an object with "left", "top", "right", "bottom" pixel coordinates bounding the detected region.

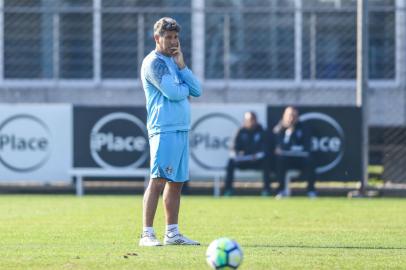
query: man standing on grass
[{"left": 139, "top": 17, "right": 202, "bottom": 246}]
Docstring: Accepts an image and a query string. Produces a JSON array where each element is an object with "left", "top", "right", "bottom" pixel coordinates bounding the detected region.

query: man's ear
[{"left": 154, "top": 34, "right": 160, "bottom": 44}]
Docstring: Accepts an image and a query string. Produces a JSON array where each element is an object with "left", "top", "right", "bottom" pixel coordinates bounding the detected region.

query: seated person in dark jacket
[
  {"left": 223, "top": 111, "right": 271, "bottom": 196},
  {"left": 273, "top": 106, "right": 317, "bottom": 198}
]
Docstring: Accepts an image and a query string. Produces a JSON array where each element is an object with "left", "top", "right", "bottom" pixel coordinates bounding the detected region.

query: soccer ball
[{"left": 206, "top": 237, "right": 243, "bottom": 269}]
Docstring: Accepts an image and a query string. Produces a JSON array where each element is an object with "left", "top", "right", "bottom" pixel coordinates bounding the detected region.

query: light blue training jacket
[{"left": 141, "top": 50, "right": 202, "bottom": 135}]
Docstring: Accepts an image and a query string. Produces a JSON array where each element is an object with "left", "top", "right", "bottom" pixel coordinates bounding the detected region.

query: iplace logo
[
  {"left": 300, "top": 112, "right": 345, "bottom": 174},
  {"left": 0, "top": 115, "right": 51, "bottom": 172},
  {"left": 90, "top": 112, "right": 148, "bottom": 168},
  {"left": 190, "top": 113, "right": 240, "bottom": 170}
]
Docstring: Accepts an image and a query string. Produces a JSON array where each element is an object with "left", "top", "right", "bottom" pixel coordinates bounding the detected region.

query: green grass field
[{"left": 0, "top": 195, "right": 405, "bottom": 269}]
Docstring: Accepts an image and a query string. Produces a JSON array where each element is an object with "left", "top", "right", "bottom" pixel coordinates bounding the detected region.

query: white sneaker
[
  {"left": 164, "top": 233, "right": 200, "bottom": 245},
  {"left": 307, "top": 191, "right": 317, "bottom": 198},
  {"left": 139, "top": 232, "right": 162, "bottom": 247},
  {"left": 275, "top": 191, "right": 289, "bottom": 199}
]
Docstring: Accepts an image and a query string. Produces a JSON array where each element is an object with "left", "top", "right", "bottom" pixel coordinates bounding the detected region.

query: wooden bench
[
  {"left": 191, "top": 169, "right": 301, "bottom": 197},
  {"left": 70, "top": 168, "right": 299, "bottom": 197},
  {"left": 70, "top": 168, "right": 149, "bottom": 196}
]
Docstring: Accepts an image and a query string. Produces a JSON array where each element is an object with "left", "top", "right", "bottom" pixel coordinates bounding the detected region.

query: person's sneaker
[
  {"left": 223, "top": 189, "right": 234, "bottom": 197},
  {"left": 164, "top": 233, "right": 200, "bottom": 245},
  {"left": 261, "top": 189, "right": 271, "bottom": 197},
  {"left": 307, "top": 191, "right": 317, "bottom": 198},
  {"left": 275, "top": 190, "right": 289, "bottom": 199},
  {"left": 139, "top": 232, "right": 162, "bottom": 247}
]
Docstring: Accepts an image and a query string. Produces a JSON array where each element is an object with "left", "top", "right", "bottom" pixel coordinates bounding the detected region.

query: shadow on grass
[{"left": 246, "top": 244, "right": 406, "bottom": 250}]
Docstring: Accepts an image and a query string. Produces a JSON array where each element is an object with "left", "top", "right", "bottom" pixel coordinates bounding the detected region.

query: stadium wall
[{"left": 0, "top": 85, "right": 404, "bottom": 127}]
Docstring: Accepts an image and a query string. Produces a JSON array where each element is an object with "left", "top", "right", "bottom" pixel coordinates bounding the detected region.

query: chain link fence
[{"left": 0, "top": 0, "right": 405, "bottom": 184}]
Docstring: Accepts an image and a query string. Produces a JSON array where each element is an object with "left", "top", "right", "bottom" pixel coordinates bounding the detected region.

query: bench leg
[
  {"left": 284, "top": 173, "right": 291, "bottom": 197},
  {"left": 213, "top": 175, "right": 221, "bottom": 197},
  {"left": 284, "top": 170, "right": 301, "bottom": 197},
  {"left": 76, "top": 175, "right": 84, "bottom": 196}
]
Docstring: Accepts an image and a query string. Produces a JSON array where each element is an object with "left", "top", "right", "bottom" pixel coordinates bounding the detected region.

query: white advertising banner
[
  {"left": 0, "top": 104, "right": 72, "bottom": 182},
  {"left": 190, "top": 104, "right": 266, "bottom": 177}
]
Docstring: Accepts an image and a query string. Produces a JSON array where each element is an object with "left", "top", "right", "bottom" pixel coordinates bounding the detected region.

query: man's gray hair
[{"left": 154, "top": 17, "right": 181, "bottom": 36}]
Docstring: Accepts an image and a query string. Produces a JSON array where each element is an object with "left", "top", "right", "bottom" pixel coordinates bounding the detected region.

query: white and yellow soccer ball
[{"left": 206, "top": 237, "right": 243, "bottom": 269}]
